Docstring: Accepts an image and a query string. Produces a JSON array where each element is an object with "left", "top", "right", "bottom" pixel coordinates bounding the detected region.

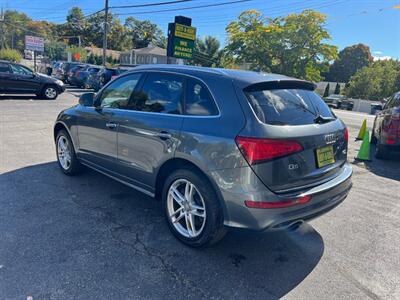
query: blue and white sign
[{"left": 25, "top": 35, "right": 44, "bottom": 52}]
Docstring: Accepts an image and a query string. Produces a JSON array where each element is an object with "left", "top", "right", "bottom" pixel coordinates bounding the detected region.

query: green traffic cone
[
  {"left": 355, "top": 130, "right": 371, "bottom": 161},
  {"left": 356, "top": 119, "right": 367, "bottom": 140}
]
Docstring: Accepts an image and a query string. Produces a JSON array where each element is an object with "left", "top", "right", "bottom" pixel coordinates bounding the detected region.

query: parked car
[
  {"left": 67, "top": 64, "right": 87, "bottom": 86},
  {"left": 53, "top": 65, "right": 352, "bottom": 247},
  {"left": 371, "top": 92, "right": 400, "bottom": 159},
  {"left": 87, "top": 66, "right": 136, "bottom": 91},
  {"left": 370, "top": 102, "right": 383, "bottom": 115},
  {"left": 55, "top": 62, "right": 85, "bottom": 83},
  {"left": 0, "top": 60, "right": 65, "bottom": 99},
  {"left": 72, "top": 65, "right": 102, "bottom": 88},
  {"left": 324, "top": 94, "right": 353, "bottom": 110}
]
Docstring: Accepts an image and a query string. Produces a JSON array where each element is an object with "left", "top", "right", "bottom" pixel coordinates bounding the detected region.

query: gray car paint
[{"left": 54, "top": 65, "right": 352, "bottom": 231}]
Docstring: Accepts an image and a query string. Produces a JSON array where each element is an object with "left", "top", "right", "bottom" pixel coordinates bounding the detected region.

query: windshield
[{"left": 246, "top": 89, "right": 335, "bottom": 125}]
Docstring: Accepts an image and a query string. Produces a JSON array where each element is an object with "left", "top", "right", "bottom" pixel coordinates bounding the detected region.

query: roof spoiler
[{"left": 243, "top": 80, "right": 316, "bottom": 92}]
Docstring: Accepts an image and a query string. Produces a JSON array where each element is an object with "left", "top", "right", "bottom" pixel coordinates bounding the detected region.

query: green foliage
[
  {"left": 323, "top": 83, "right": 330, "bottom": 97},
  {"left": 0, "top": 48, "right": 22, "bottom": 62},
  {"left": 334, "top": 82, "right": 341, "bottom": 94},
  {"left": 325, "top": 44, "right": 373, "bottom": 83},
  {"left": 0, "top": 10, "right": 57, "bottom": 52},
  {"left": 124, "top": 17, "right": 166, "bottom": 49},
  {"left": 225, "top": 9, "right": 337, "bottom": 81},
  {"left": 346, "top": 60, "right": 400, "bottom": 100},
  {"left": 45, "top": 40, "right": 67, "bottom": 60},
  {"left": 191, "top": 36, "right": 222, "bottom": 67},
  {"left": 66, "top": 46, "right": 87, "bottom": 62}
]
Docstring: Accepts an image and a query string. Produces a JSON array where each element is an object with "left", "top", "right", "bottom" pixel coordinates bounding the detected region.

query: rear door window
[
  {"left": 185, "top": 78, "right": 219, "bottom": 116},
  {"left": 130, "top": 72, "right": 184, "bottom": 114},
  {"left": 245, "top": 88, "right": 334, "bottom": 125}
]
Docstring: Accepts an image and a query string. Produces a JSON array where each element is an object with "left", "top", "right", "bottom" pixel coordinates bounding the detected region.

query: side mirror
[{"left": 79, "top": 92, "right": 95, "bottom": 106}]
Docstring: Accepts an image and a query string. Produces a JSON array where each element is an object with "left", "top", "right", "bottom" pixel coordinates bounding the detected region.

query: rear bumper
[{"left": 214, "top": 163, "right": 352, "bottom": 231}]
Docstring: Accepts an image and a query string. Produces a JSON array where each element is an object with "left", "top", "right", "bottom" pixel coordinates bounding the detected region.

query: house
[{"left": 120, "top": 46, "right": 183, "bottom": 65}]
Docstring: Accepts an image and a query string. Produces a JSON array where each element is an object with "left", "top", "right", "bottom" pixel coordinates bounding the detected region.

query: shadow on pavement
[
  {"left": 0, "top": 162, "right": 324, "bottom": 299},
  {"left": 352, "top": 144, "right": 400, "bottom": 181}
]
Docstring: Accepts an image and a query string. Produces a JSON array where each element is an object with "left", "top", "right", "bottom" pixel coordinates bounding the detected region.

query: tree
[
  {"left": 334, "top": 82, "right": 341, "bottom": 94},
  {"left": 192, "top": 36, "right": 222, "bottom": 67},
  {"left": 346, "top": 60, "right": 400, "bottom": 100},
  {"left": 0, "top": 48, "right": 22, "bottom": 62},
  {"left": 326, "top": 44, "right": 373, "bottom": 83},
  {"left": 61, "top": 7, "right": 87, "bottom": 46},
  {"left": 124, "top": 17, "right": 166, "bottom": 49},
  {"left": 226, "top": 10, "right": 337, "bottom": 81},
  {"left": 45, "top": 40, "right": 67, "bottom": 60},
  {"left": 323, "top": 83, "right": 330, "bottom": 97}
]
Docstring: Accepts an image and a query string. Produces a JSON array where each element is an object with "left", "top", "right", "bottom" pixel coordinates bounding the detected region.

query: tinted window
[
  {"left": 246, "top": 89, "right": 335, "bottom": 125},
  {"left": 0, "top": 63, "right": 10, "bottom": 73},
  {"left": 99, "top": 73, "right": 141, "bottom": 109},
  {"left": 185, "top": 79, "right": 218, "bottom": 116},
  {"left": 10, "top": 64, "right": 33, "bottom": 75},
  {"left": 393, "top": 94, "right": 400, "bottom": 108},
  {"left": 129, "top": 73, "right": 183, "bottom": 114}
]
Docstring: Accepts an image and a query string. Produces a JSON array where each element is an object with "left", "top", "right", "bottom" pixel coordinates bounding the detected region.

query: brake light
[
  {"left": 344, "top": 127, "right": 348, "bottom": 142},
  {"left": 245, "top": 195, "right": 312, "bottom": 209},
  {"left": 235, "top": 136, "right": 303, "bottom": 165}
]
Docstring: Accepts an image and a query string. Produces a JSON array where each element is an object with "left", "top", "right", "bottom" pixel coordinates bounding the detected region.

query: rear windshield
[{"left": 245, "top": 89, "right": 334, "bottom": 125}]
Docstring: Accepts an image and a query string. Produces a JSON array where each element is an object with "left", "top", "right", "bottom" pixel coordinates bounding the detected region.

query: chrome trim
[
  {"left": 80, "top": 159, "right": 155, "bottom": 197},
  {"left": 300, "top": 163, "right": 352, "bottom": 197}
]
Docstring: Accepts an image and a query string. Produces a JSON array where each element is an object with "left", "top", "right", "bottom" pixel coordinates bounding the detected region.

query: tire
[
  {"left": 162, "top": 168, "right": 226, "bottom": 247},
  {"left": 56, "top": 130, "right": 82, "bottom": 175},
  {"left": 42, "top": 85, "right": 58, "bottom": 100},
  {"left": 375, "top": 139, "right": 389, "bottom": 159}
]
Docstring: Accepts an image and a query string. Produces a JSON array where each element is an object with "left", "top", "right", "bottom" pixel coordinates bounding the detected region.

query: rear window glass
[{"left": 245, "top": 89, "right": 334, "bottom": 125}]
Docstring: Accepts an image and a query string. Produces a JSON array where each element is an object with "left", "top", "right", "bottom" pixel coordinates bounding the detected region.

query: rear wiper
[{"left": 314, "top": 114, "right": 336, "bottom": 124}]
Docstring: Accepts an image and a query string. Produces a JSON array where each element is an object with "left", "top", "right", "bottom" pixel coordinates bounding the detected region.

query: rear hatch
[{"left": 237, "top": 81, "right": 348, "bottom": 193}]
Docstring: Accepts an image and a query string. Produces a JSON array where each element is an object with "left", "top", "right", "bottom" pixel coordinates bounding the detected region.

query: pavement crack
[{"left": 70, "top": 196, "right": 215, "bottom": 299}]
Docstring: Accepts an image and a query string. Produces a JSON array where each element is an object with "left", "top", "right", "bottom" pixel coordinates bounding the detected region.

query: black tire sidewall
[{"left": 162, "top": 168, "right": 224, "bottom": 247}]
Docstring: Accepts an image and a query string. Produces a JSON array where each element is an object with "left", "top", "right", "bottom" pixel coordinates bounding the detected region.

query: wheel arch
[
  {"left": 154, "top": 158, "right": 228, "bottom": 220},
  {"left": 54, "top": 121, "right": 77, "bottom": 151}
]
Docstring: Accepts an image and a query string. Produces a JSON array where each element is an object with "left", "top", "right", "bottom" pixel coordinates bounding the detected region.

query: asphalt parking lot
[{"left": 1, "top": 89, "right": 399, "bottom": 300}]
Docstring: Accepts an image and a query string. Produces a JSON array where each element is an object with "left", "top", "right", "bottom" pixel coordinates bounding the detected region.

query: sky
[{"left": 2, "top": 0, "right": 400, "bottom": 59}]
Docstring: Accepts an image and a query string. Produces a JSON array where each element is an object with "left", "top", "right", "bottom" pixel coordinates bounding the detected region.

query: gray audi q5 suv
[{"left": 54, "top": 65, "right": 352, "bottom": 247}]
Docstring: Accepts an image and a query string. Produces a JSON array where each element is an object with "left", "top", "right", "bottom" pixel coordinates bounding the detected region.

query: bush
[{"left": 0, "top": 48, "right": 22, "bottom": 63}]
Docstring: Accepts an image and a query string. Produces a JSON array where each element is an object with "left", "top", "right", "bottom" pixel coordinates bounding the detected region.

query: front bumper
[{"left": 211, "top": 163, "right": 352, "bottom": 231}]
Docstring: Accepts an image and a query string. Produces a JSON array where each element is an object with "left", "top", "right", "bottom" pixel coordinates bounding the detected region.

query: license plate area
[{"left": 316, "top": 145, "right": 335, "bottom": 168}]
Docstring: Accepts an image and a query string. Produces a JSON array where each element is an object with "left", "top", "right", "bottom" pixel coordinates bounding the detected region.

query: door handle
[
  {"left": 157, "top": 131, "right": 172, "bottom": 140},
  {"left": 106, "top": 122, "right": 118, "bottom": 129}
]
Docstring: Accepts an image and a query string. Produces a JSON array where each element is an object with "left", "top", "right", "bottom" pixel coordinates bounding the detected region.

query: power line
[
  {"left": 109, "top": 0, "right": 193, "bottom": 9},
  {"left": 115, "top": 0, "right": 254, "bottom": 16}
]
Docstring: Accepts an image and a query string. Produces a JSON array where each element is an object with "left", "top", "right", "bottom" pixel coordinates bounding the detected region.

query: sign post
[
  {"left": 25, "top": 36, "right": 44, "bottom": 72},
  {"left": 167, "top": 16, "right": 196, "bottom": 62}
]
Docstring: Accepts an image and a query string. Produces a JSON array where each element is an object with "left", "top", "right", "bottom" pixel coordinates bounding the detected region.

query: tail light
[
  {"left": 245, "top": 195, "right": 312, "bottom": 209},
  {"left": 382, "top": 114, "right": 400, "bottom": 142},
  {"left": 344, "top": 127, "right": 348, "bottom": 142},
  {"left": 235, "top": 136, "right": 303, "bottom": 165}
]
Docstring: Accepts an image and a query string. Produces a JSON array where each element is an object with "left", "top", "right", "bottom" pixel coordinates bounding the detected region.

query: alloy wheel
[
  {"left": 167, "top": 179, "right": 206, "bottom": 238},
  {"left": 45, "top": 87, "right": 57, "bottom": 99},
  {"left": 57, "top": 136, "right": 72, "bottom": 170}
]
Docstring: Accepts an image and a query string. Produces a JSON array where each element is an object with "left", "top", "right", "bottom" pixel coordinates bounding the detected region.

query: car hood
[{"left": 36, "top": 73, "right": 60, "bottom": 83}]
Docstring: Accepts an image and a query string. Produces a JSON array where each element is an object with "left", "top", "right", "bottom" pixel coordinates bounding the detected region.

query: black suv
[{"left": 0, "top": 60, "right": 65, "bottom": 99}]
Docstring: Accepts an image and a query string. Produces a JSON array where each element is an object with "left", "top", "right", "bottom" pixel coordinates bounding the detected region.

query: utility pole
[
  {"left": 102, "top": 0, "right": 109, "bottom": 66},
  {"left": 0, "top": 7, "right": 4, "bottom": 49}
]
